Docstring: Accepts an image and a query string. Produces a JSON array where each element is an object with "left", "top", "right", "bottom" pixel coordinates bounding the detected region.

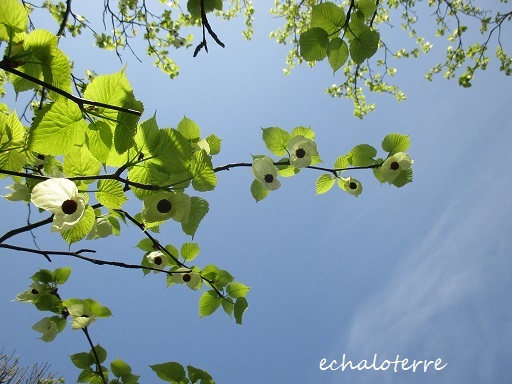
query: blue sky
[{"left": 1, "top": 1, "right": 511, "bottom": 383}]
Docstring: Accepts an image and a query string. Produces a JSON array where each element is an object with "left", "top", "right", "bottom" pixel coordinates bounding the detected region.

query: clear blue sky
[{"left": 1, "top": 1, "right": 511, "bottom": 383}]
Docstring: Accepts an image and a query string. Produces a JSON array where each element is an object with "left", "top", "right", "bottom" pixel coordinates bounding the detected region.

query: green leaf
[
  {"left": 348, "top": 144, "right": 377, "bottom": 166},
  {"left": 111, "top": 358, "right": 132, "bottom": 377},
  {"left": 315, "top": 174, "right": 335, "bottom": 195},
  {"left": 299, "top": 27, "right": 329, "bottom": 61},
  {"left": 205, "top": 133, "right": 221, "bottom": 155},
  {"left": 127, "top": 163, "right": 170, "bottom": 200},
  {"left": 153, "top": 128, "right": 194, "bottom": 174},
  {"left": 349, "top": 28, "right": 380, "bottom": 64},
  {"left": 150, "top": 362, "right": 186, "bottom": 382},
  {"left": 63, "top": 146, "right": 101, "bottom": 178},
  {"left": 181, "top": 196, "right": 209, "bottom": 237},
  {"left": 234, "top": 297, "right": 248, "bottom": 325},
  {"left": 311, "top": 2, "right": 346, "bottom": 36},
  {"left": 92, "top": 344, "right": 108, "bottom": 364},
  {"left": 32, "top": 269, "right": 54, "bottom": 283},
  {"left": 31, "top": 317, "right": 60, "bottom": 342},
  {"left": 187, "top": 0, "right": 222, "bottom": 20},
  {"left": 356, "top": 0, "right": 377, "bottom": 19},
  {"left": 83, "top": 69, "right": 142, "bottom": 154},
  {"left": 29, "top": 100, "right": 87, "bottom": 155},
  {"left": 136, "top": 238, "right": 155, "bottom": 252},
  {"left": 391, "top": 168, "right": 413, "bottom": 187},
  {"left": 86, "top": 121, "right": 113, "bottom": 164},
  {"left": 177, "top": 116, "right": 200, "bottom": 142},
  {"left": 181, "top": 242, "right": 200, "bottom": 261},
  {"left": 381, "top": 133, "right": 410, "bottom": 155},
  {"left": 199, "top": 290, "right": 222, "bottom": 318},
  {"left": 261, "top": 127, "right": 290, "bottom": 156},
  {"left": 190, "top": 149, "right": 217, "bottom": 192},
  {"left": 334, "top": 154, "right": 350, "bottom": 170},
  {"left": 135, "top": 115, "right": 160, "bottom": 155},
  {"left": 0, "top": 0, "right": 28, "bottom": 40},
  {"left": 290, "top": 126, "right": 315, "bottom": 140},
  {"left": 222, "top": 299, "right": 234, "bottom": 317},
  {"left": 187, "top": 365, "right": 213, "bottom": 383},
  {"left": 8, "top": 29, "right": 71, "bottom": 96},
  {"left": 53, "top": 267, "right": 71, "bottom": 285},
  {"left": 226, "top": 282, "right": 250, "bottom": 299},
  {"left": 250, "top": 179, "right": 269, "bottom": 202},
  {"left": 327, "top": 38, "right": 349, "bottom": 73},
  {"left": 70, "top": 352, "right": 95, "bottom": 369},
  {"left": 95, "top": 179, "right": 127, "bottom": 210},
  {"left": 61, "top": 205, "right": 96, "bottom": 244}
]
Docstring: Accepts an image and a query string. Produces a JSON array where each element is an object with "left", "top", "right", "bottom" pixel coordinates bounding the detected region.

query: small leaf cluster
[
  {"left": 71, "top": 346, "right": 140, "bottom": 384},
  {"left": 151, "top": 361, "right": 214, "bottom": 384},
  {"left": 316, "top": 133, "right": 413, "bottom": 195}
]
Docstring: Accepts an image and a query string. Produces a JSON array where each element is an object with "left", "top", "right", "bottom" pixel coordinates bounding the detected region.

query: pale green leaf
[
  {"left": 382, "top": 133, "right": 410, "bottom": 155},
  {"left": 250, "top": 179, "right": 269, "bottom": 202},
  {"left": 127, "top": 163, "right": 169, "bottom": 199},
  {"left": 181, "top": 196, "right": 209, "bottom": 237},
  {"left": 290, "top": 126, "right": 315, "bottom": 140},
  {"left": 95, "top": 179, "right": 127, "bottom": 210},
  {"left": 29, "top": 99, "right": 87, "bottom": 155},
  {"left": 150, "top": 362, "right": 186, "bottom": 382},
  {"left": 181, "top": 242, "right": 200, "bottom": 261},
  {"left": 348, "top": 144, "right": 377, "bottom": 166},
  {"left": 205, "top": 133, "right": 221, "bottom": 155},
  {"left": 63, "top": 146, "right": 101, "bottom": 178},
  {"left": 61, "top": 205, "right": 95, "bottom": 244},
  {"left": 261, "top": 127, "right": 290, "bottom": 156},
  {"left": 226, "top": 282, "right": 251, "bottom": 299},
  {"left": 0, "top": 0, "right": 28, "bottom": 39},
  {"left": 111, "top": 358, "right": 132, "bottom": 377},
  {"left": 86, "top": 121, "right": 113, "bottom": 164},
  {"left": 199, "top": 290, "right": 222, "bottom": 318},
  {"left": 177, "top": 116, "right": 200, "bottom": 141},
  {"left": 357, "top": 0, "right": 378, "bottom": 19},
  {"left": 316, "top": 174, "right": 335, "bottom": 195}
]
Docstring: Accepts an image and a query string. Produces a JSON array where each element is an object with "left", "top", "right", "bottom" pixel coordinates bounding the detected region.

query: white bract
[
  {"left": 146, "top": 250, "right": 169, "bottom": 273},
  {"left": 142, "top": 192, "right": 191, "bottom": 226},
  {"left": 340, "top": 177, "right": 363, "bottom": 197},
  {"left": 287, "top": 135, "right": 318, "bottom": 168},
  {"left": 252, "top": 156, "right": 281, "bottom": 190},
  {"left": 379, "top": 152, "right": 414, "bottom": 184},
  {"left": 31, "top": 178, "right": 86, "bottom": 232},
  {"left": 170, "top": 267, "right": 201, "bottom": 289}
]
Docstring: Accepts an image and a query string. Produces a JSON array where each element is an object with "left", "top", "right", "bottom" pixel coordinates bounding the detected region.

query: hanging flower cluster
[
  {"left": 378, "top": 152, "right": 414, "bottom": 184},
  {"left": 145, "top": 250, "right": 170, "bottom": 273},
  {"left": 30, "top": 178, "right": 87, "bottom": 232},
  {"left": 340, "top": 177, "right": 363, "bottom": 197},
  {"left": 142, "top": 191, "right": 191, "bottom": 226},
  {"left": 252, "top": 156, "right": 281, "bottom": 190},
  {"left": 169, "top": 267, "right": 201, "bottom": 289},
  {"left": 287, "top": 135, "right": 318, "bottom": 168}
]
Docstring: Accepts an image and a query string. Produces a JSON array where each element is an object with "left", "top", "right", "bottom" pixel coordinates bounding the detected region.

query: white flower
[
  {"left": 31, "top": 178, "right": 86, "bottom": 232},
  {"left": 170, "top": 267, "right": 201, "bottom": 289},
  {"left": 146, "top": 250, "right": 169, "bottom": 272},
  {"left": 379, "top": 152, "right": 414, "bottom": 184},
  {"left": 287, "top": 135, "right": 318, "bottom": 168},
  {"left": 252, "top": 156, "right": 281, "bottom": 190},
  {"left": 142, "top": 192, "right": 191, "bottom": 226},
  {"left": 339, "top": 177, "right": 363, "bottom": 197}
]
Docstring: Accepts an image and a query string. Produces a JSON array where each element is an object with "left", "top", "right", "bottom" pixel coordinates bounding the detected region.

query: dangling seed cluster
[
  {"left": 264, "top": 174, "right": 274, "bottom": 183},
  {"left": 390, "top": 161, "right": 400, "bottom": 170},
  {"left": 295, "top": 148, "right": 306, "bottom": 158},
  {"left": 183, "top": 273, "right": 191, "bottom": 282},
  {"left": 349, "top": 182, "right": 357, "bottom": 190}
]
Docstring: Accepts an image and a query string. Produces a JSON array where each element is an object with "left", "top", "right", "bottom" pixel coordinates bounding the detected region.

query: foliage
[{"left": 0, "top": 0, "right": 507, "bottom": 382}]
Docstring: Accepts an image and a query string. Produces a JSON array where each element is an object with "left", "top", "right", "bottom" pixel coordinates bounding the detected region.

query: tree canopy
[{"left": 0, "top": 0, "right": 510, "bottom": 383}]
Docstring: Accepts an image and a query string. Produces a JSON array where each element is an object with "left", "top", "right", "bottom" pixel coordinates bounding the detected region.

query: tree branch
[{"left": 0, "top": 60, "right": 142, "bottom": 117}]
